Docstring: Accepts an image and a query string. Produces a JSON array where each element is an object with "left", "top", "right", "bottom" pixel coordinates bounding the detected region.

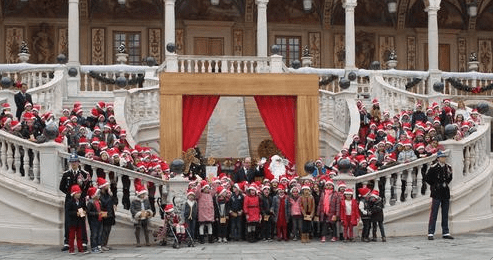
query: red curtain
[
  {"left": 254, "top": 96, "right": 296, "bottom": 163},
  {"left": 182, "top": 95, "right": 220, "bottom": 151}
]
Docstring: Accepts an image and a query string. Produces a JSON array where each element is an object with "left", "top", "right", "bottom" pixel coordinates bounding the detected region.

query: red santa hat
[
  {"left": 471, "top": 109, "right": 479, "bottom": 115},
  {"left": 97, "top": 101, "right": 106, "bottom": 109},
  {"left": 87, "top": 186, "right": 99, "bottom": 198},
  {"left": 79, "top": 136, "right": 88, "bottom": 146},
  {"left": 200, "top": 180, "right": 210, "bottom": 190},
  {"left": 106, "top": 103, "right": 114, "bottom": 109},
  {"left": 70, "top": 184, "right": 82, "bottom": 196},
  {"left": 10, "top": 120, "right": 21, "bottom": 130},
  {"left": 277, "top": 184, "right": 286, "bottom": 192},
  {"left": 32, "top": 104, "right": 41, "bottom": 112},
  {"left": 135, "top": 184, "right": 148, "bottom": 196},
  {"left": 2, "top": 103, "right": 10, "bottom": 110},
  {"left": 23, "top": 112, "right": 34, "bottom": 120},
  {"left": 344, "top": 188, "right": 354, "bottom": 195},
  {"left": 325, "top": 178, "right": 334, "bottom": 186},
  {"left": 301, "top": 185, "right": 311, "bottom": 191},
  {"left": 24, "top": 102, "right": 32, "bottom": 108},
  {"left": 85, "top": 148, "right": 94, "bottom": 156},
  {"left": 186, "top": 189, "right": 196, "bottom": 198},
  {"left": 367, "top": 133, "right": 376, "bottom": 141},
  {"left": 337, "top": 181, "right": 347, "bottom": 189},
  {"left": 164, "top": 204, "right": 174, "bottom": 213},
  {"left": 372, "top": 98, "right": 379, "bottom": 106},
  {"left": 216, "top": 186, "right": 227, "bottom": 196},
  {"left": 97, "top": 177, "right": 109, "bottom": 188},
  {"left": 415, "top": 143, "right": 425, "bottom": 150},
  {"left": 443, "top": 99, "right": 450, "bottom": 104},
  {"left": 371, "top": 190, "right": 380, "bottom": 197},
  {"left": 358, "top": 187, "right": 371, "bottom": 197}
]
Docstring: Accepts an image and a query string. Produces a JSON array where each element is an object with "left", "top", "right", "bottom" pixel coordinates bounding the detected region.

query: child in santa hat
[
  {"left": 243, "top": 184, "right": 261, "bottom": 242},
  {"left": 86, "top": 186, "right": 103, "bottom": 253},
  {"left": 164, "top": 204, "right": 188, "bottom": 247},
  {"left": 214, "top": 186, "right": 230, "bottom": 243},
  {"left": 196, "top": 180, "right": 216, "bottom": 244},
  {"left": 130, "top": 184, "right": 153, "bottom": 247},
  {"left": 317, "top": 179, "right": 340, "bottom": 242},
  {"left": 369, "top": 190, "right": 386, "bottom": 242},
  {"left": 66, "top": 184, "right": 88, "bottom": 254},
  {"left": 300, "top": 185, "right": 315, "bottom": 243},
  {"left": 183, "top": 190, "right": 198, "bottom": 240},
  {"left": 358, "top": 187, "right": 372, "bottom": 242},
  {"left": 229, "top": 183, "right": 244, "bottom": 241},
  {"left": 272, "top": 184, "right": 289, "bottom": 241},
  {"left": 287, "top": 186, "right": 302, "bottom": 241},
  {"left": 340, "top": 188, "right": 359, "bottom": 242}
]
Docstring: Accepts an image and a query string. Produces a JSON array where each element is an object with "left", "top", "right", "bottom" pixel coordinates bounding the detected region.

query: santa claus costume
[{"left": 263, "top": 155, "right": 288, "bottom": 181}]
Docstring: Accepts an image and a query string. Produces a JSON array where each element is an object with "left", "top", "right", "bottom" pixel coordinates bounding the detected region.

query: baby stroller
[{"left": 153, "top": 201, "right": 195, "bottom": 248}]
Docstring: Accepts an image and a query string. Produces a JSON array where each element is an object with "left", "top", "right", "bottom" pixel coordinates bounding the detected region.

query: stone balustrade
[
  {"left": 122, "top": 86, "right": 160, "bottom": 135},
  {"left": 442, "top": 71, "right": 493, "bottom": 98},
  {"left": 29, "top": 68, "right": 65, "bottom": 114},
  {"left": 381, "top": 70, "right": 429, "bottom": 95},
  {"left": 0, "top": 64, "right": 59, "bottom": 89},
  {"left": 79, "top": 65, "right": 148, "bottom": 92},
  {"left": 176, "top": 55, "right": 270, "bottom": 73}
]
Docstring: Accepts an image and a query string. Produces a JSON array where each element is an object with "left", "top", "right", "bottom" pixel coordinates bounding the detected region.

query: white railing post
[
  {"left": 441, "top": 142, "right": 465, "bottom": 190},
  {"left": 270, "top": 54, "right": 283, "bottom": 73},
  {"left": 38, "top": 142, "right": 66, "bottom": 192},
  {"left": 166, "top": 54, "right": 178, "bottom": 72}
]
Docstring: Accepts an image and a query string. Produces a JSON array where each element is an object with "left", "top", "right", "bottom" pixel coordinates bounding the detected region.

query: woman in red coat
[
  {"left": 340, "top": 188, "right": 360, "bottom": 242},
  {"left": 243, "top": 184, "right": 261, "bottom": 242}
]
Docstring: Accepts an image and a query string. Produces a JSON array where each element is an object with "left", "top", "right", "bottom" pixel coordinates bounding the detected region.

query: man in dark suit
[
  {"left": 14, "top": 82, "right": 33, "bottom": 120},
  {"left": 424, "top": 151, "right": 454, "bottom": 240},
  {"left": 233, "top": 157, "right": 262, "bottom": 183}
]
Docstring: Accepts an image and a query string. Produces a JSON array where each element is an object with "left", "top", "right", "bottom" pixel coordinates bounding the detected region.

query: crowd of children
[{"left": 0, "top": 82, "right": 484, "bottom": 251}]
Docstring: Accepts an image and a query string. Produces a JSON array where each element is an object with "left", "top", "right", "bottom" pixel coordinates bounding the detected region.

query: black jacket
[
  {"left": 66, "top": 197, "right": 86, "bottom": 227},
  {"left": 424, "top": 161, "right": 452, "bottom": 200},
  {"left": 59, "top": 167, "right": 90, "bottom": 200},
  {"left": 14, "top": 91, "right": 32, "bottom": 120}
]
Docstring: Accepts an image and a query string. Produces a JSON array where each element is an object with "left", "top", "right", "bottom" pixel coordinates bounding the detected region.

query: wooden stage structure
[{"left": 159, "top": 73, "right": 319, "bottom": 176}]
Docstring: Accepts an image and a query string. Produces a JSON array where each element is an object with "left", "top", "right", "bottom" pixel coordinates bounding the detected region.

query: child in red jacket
[
  {"left": 243, "top": 184, "right": 261, "bottom": 242},
  {"left": 340, "top": 188, "right": 360, "bottom": 242}
]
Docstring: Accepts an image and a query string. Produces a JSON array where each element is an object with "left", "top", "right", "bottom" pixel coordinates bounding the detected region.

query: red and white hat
[
  {"left": 186, "top": 189, "right": 196, "bottom": 198},
  {"left": 371, "top": 190, "right": 379, "bottom": 197},
  {"left": 344, "top": 188, "right": 354, "bottom": 195},
  {"left": 2, "top": 103, "right": 10, "bottom": 110},
  {"left": 135, "top": 184, "right": 148, "bottom": 196},
  {"left": 97, "top": 177, "right": 109, "bottom": 188},
  {"left": 70, "top": 184, "right": 82, "bottom": 196},
  {"left": 87, "top": 186, "right": 99, "bottom": 198},
  {"left": 216, "top": 186, "right": 227, "bottom": 196},
  {"left": 164, "top": 204, "right": 174, "bottom": 213},
  {"left": 200, "top": 180, "right": 210, "bottom": 190},
  {"left": 358, "top": 187, "right": 371, "bottom": 197}
]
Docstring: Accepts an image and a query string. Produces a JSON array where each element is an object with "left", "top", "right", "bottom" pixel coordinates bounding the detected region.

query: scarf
[
  {"left": 323, "top": 189, "right": 333, "bottom": 216},
  {"left": 94, "top": 199, "right": 102, "bottom": 221}
]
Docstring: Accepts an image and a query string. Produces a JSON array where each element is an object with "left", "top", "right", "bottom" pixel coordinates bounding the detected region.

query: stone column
[
  {"left": 68, "top": 0, "right": 79, "bottom": 65},
  {"left": 164, "top": 0, "right": 176, "bottom": 55},
  {"left": 67, "top": 0, "right": 80, "bottom": 97},
  {"left": 256, "top": 0, "right": 269, "bottom": 58},
  {"left": 343, "top": 0, "right": 357, "bottom": 71},
  {"left": 426, "top": 1, "right": 442, "bottom": 94}
]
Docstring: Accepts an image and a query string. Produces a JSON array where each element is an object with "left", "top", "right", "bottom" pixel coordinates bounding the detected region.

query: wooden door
[
  {"left": 424, "top": 44, "right": 451, "bottom": 71},
  {"left": 193, "top": 37, "right": 224, "bottom": 56}
]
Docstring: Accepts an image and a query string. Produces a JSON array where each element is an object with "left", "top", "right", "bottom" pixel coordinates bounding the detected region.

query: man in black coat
[
  {"left": 233, "top": 157, "right": 259, "bottom": 183},
  {"left": 14, "top": 82, "right": 32, "bottom": 120},
  {"left": 424, "top": 151, "right": 454, "bottom": 240},
  {"left": 59, "top": 154, "right": 91, "bottom": 251}
]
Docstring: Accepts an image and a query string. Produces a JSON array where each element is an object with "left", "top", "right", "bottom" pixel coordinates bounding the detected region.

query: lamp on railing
[
  {"left": 57, "top": 53, "right": 67, "bottom": 64},
  {"left": 0, "top": 76, "right": 13, "bottom": 88},
  {"left": 468, "top": 0, "right": 478, "bottom": 17},
  {"left": 387, "top": 0, "right": 397, "bottom": 14},
  {"left": 211, "top": 0, "right": 220, "bottom": 5},
  {"left": 166, "top": 43, "right": 176, "bottom": 53},
  {"left": 303, "top": 0, "right": 312, "bottom": 12}
]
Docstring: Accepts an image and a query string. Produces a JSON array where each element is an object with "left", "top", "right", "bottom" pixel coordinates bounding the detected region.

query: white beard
[{"left": 269, "top": 162, "right": 286, "bottom": 179}]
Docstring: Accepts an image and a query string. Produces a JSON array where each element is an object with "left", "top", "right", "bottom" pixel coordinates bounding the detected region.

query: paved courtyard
[{"left": 1, "top": 228, "right": 493, "bottom": 260}]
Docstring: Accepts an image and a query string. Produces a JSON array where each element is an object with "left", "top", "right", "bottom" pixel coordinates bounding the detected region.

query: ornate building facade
[{"left": 1, "top": 0, "right": 493, "bottom": 72}]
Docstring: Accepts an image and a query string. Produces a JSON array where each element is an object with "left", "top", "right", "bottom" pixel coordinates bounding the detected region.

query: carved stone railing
[
  {"left": 381, "top": 70, "right": 429, "bottom": 95},
  {"left": 80, "top": 65, "right": 148, "bottom": 92},
  {"left": 319, "top": 90, "right": 359, "bottom": 159},
  {"left": 335, "top": 153, "right": 439, "bottom": 210},
  {"left": 334, "top": 116, "right": 490, "bottom": 215},
  {"left": 441, "top": 121, "right": 491, "bottom": 189},
  {"left": 29, "top": 68, "right": 65, "bottom": 114},
  {"left": 0, "top": 64, "right": 59, "bottom": 89},
  {"left": 441, "top": 71, "right": 493, "bottom": 98},
  {"left": 372, "top": 71, "right": 439, "bottom": 115},
  {"left": 113, "top": 86, "right": 160, "bottom": 148},
  {"left": 176, "top": 55, "right": 270, "bottom": 73}
]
